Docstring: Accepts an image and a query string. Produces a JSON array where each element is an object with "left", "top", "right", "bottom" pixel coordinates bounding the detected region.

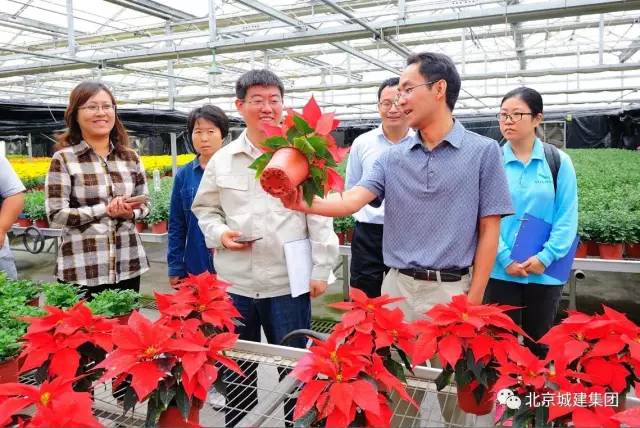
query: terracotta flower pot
[
  {"left": 0, "top": 356, "right": 19, "bottom": 384},
  {"left": 113, "top": 313, "right": 131, "bottom": 325},
  {"left": 158, "top": 402, "right": 202, "bottom": 428},
  {"left": 259, "top": 148, "right": 309, "bottom": 197},
  {"left": 598, "top": 243, "right": 624, "bottom": 260},
  {"left": 135, "top": 222, "right": 146, "bottom": 233},
  {"left": 151, "top": 221, "right": 167, "bottom": 234},
  {"left": 345, "top": 229, "right": 354, "bottom": 244},
  {"left": 457, "top": 380, "right": 493, "bottom": 416},
  {"left": 17, "top": 217, "right": 32, "bottom": 227},
  {"left": 585, "top": 240, "right": 599, "bottom": 257},
  {"left": 575, "top": 242, "right": 588, "bottom": 258},
  {"left": 626, "top": 243, "right": 640, "bottom": 259},
  {"left": 34, "top": 219, "right": 49, "bottom": 229},
  {"left": 337, "top": 231, "right": 346, "bottom": 245}
]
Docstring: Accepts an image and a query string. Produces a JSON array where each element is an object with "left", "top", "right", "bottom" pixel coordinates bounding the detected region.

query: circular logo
[
  {"left": 497, "top": 388, "right": 514, "bottom": 405},
  {"left": 506, "top": 395, "right": 522, "bottom": 410}
]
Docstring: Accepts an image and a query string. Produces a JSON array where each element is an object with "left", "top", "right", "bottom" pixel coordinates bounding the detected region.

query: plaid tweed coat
[{"left": 45, "top": 141, "right": 150, "bottom": 287}]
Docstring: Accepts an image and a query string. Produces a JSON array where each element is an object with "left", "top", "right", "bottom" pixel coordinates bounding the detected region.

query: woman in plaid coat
[{"left": 45, "top": 81, "right": 150, "bottom": 298}]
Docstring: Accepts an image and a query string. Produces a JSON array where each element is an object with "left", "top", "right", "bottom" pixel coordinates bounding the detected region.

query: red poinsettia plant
[
  {"left": 411, "top": 294, "right": 526, "bottom": 415},
  {"left": 0, "top": 376, "right": 101, "bottom": 427},
  {"left": 249, "top": 95, "right": 348, "bottom": 205},
  {"left": 535, "top": 306, "right": 640, "bottom": 428},
  {"left": 95, "top": 273, "right": 243, "bottom": 427},
  {"left": 492, "top": 340, "right": 558, "bottom": 426},
  {"left": 291, "top": 289, "right": 418, "bottom": 428},
  {"left": 18, "top": 301, "right": 115, "bottom": 391}
]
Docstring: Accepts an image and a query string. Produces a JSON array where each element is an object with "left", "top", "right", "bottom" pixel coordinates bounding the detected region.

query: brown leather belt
[{"left": 398, "top": 267, "right": 470, "bottom": 282}]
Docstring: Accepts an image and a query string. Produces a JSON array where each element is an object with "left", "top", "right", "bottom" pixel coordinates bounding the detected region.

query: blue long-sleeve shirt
[
  {"left": 491, "top": 139, "right": 578, "bottom": 285},
  {"left": 167, "top": 158, "right": 215, "bottom": 278}
]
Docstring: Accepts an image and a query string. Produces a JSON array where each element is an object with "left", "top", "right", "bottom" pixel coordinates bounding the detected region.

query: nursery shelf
[{"left": 18, "top": 339, "right": 640, "bottom": 427}]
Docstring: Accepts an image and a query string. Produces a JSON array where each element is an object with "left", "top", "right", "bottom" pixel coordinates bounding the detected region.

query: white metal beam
[
  {"left": 103, "top": 0, "right": 196, "bottom": 21},
  {"left": 316, "top": 0, "right": 411, "bottom": 57},
  {"left": 233, "top": 0, "right": 400, "bottom": 74},
  {"left": 1, "top": 0, "right": 637, "bottom": 78}
]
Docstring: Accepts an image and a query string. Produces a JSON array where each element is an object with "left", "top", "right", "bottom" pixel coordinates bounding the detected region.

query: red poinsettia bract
[
  {"left": 168, "top": 319, "right": 243, "bottom": 401},
  {"left": 292, "top": 331, "right": 379, "bottom": 427},
  {"left": 0, "top": 377, "right": 101, "bottom": 428},
  {"left": 19, "top": 302, "right": 115, "bottom": 378},
  {"left": 96, "top": 310, "right": 177, "bottom": 401},
  {"left": 257, "top": 96, "right": 348, "bottom": 197},
  {"left": 155, "top": 272, "right": 240, "bottom": 332},
  {"left": 411, "top": 294, "right": 525, "bottom": 368}
]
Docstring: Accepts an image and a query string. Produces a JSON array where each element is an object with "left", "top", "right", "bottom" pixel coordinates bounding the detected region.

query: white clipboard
[{"left": 284, "top": 238, "right": 336, "bottom": 297}]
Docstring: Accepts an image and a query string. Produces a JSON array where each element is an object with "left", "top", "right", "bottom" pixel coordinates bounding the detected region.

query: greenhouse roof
[{"left": 1, "top": 0, "right": 640, "bottom": 120}]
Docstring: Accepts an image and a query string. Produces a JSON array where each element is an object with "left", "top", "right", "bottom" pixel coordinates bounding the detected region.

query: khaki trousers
[{"left": 384, "top": 269, "right": 489, "bottom": 427}]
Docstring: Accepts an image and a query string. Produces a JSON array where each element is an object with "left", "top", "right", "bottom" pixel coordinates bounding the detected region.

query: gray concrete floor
[{"left": 9, "top": 238, "right": 640, "bottom": 324}]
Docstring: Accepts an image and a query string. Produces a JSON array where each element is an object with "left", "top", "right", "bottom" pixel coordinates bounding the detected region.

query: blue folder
[{"left": 510, "top": 213, "right": 579, "bottom": 283}]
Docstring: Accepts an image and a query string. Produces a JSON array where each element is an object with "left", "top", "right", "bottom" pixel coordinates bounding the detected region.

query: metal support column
[
  {"left": 66, "top": 0, "right": 76, "bottom": 56},
  {"left": 170, "top": 132, "right": 177, "bottom": 177},
  {"left": 165, "top": 22, "right": 175, "bottom": 110},
  {"left": 208, "top": 0, "right": 217, "bottom": 44},
  {"left": 599, "top": 14, "right": 605, "bottom": 64},
  {"left": 27, "top": 133, "right": 32, "bottom": 159}
]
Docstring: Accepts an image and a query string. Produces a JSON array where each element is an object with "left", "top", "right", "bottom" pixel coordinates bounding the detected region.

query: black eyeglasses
[
  {"left": 394, "top": 79, "right": 442, "bottom": 104},
  {"left": 496, "top": 112, "right": 534, "bottom": 123}
]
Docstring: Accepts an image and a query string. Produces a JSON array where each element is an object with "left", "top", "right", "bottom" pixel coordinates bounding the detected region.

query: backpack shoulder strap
[{"left": 543, "top": 142, "right": 561, "bottom": 194}]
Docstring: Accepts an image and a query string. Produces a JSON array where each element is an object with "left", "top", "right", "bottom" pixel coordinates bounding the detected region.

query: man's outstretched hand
[{"left": 279, "top": 187, "right": 310, "bottom": 212}]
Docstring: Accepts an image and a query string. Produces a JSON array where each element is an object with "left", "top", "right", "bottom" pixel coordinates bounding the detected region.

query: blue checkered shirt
[{"left": 357, "top": 119, "right": 513, "bottom": 270}]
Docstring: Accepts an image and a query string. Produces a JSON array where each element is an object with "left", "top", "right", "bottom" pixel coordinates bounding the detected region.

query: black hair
[
  {"left": 235, "top": 69, "right": 284, "bottom": 99},
  {"left": 406, "top": 52, "right": 461, "bottom": 111},
  {"left": 377, "top": 77, "right": 400, "bottom": 101},
  {"left": 187, "top": 104, "right": 229, "bottom": 139},
  {"left": 501, "top": 87, "right": 544, "bottom": 116}
]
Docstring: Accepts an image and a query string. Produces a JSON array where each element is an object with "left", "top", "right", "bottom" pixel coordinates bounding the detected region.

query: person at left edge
[{"left": 167, "top": 105, "right": 229, "bottom": 285}]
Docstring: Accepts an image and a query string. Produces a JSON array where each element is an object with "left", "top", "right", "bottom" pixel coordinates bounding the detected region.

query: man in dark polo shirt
[{"left": 281, "top": 51, "right": 513, "bottom": 317}]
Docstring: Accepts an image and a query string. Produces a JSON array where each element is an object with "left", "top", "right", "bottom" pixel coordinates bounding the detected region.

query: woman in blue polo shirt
[
  {"left": 484, "top": 87, "right": 578, "bottom": 358},
  {"left": 167, "top": 105, "right": 229, "bottom": 284}
]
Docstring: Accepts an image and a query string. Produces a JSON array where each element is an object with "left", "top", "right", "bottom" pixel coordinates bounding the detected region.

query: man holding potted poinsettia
[
  {"left": 192, "top": 69, "right": 339, "bottom": 426},
  {"left": 280, "top": 52, "right": 513, "bottom": 426}
]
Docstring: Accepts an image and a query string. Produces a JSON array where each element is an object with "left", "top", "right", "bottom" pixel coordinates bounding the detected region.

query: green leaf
[
  {"left": 472, "top": 383, "right": 486, "bottom": 405},
  {"left": 174, "top": 384, "right": 190, "bottom": 420},
  {"left": 145, "top": 392, "right": 162, "bottom": 428},
  {"left": 534, "top": 405, "right": 550, "bottom": 428},
  {"left": 394, "top": 346, "right": 415, "bottom": 375},
  {"left": 310, "top": 166, "right": 325, "bottom": 184},
  {"left": 453, "top": 360, "right": 472, "bottom": 387},
  {"left": 293, "top": 407, "right": 317, "bottom": 428},
  {"left": 293, "top": 115, "right": 313, "bottom": 134},
  {"left": 306, "top": 136, "right": 337, "bottom": 167},
  {"left": 466, "top": 349, "right": 487, "bottom": 386},
  {"left": 287, "top": 126, "right": 302, "bottom": 142},
  {"left": 434, "top": 369, "right": 452, "bottom": 391},
  {"left": 262, "top": 136, "right": 289, "bottom": 150},
  {"left": 158, "top": 382, "right": 176, "bottom": 409},
  {"left": 382, "top": 355, "right": 407, "bottom": 383},
  {"left": 123, "top": 385, "right": 138, "bottom": 415},
  {"left": 293, "top": 136, "right": 316, "bottom": 159},
  {"left": 248, "top": 153, "right": 273, "bottom": 175},
  {"left": 302, "top": 180, "right": 316, "bottom": 207},
  {"left": 213, "top": 375, "right": 227, "bottom": 397}
]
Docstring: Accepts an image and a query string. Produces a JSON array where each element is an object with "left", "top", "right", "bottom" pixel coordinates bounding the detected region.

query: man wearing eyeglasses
[
  {"left": 281, "top": 51, "right": 512, "bottom": 314},
  {"left": 345, "top": 77, "right": 414, "bottom": 298},
  {"left": 280, "top": 52, "right": 512, "bottom": 426},
  {"left": 192, "top": 69, "right": 338, "bottom": 427}
]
